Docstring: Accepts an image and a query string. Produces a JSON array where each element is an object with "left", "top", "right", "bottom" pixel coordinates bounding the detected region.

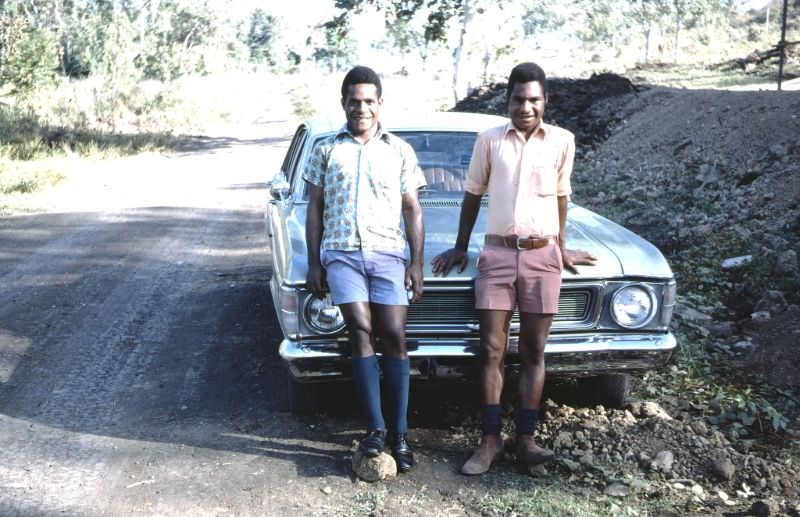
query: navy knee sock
[
  {"left": 516, "top": 407, "right": 539, "bottom": 435},
  {"left": 481, "top": 404, "right": 502, "bottom": 436},
  {"left": 352, "top": 355, "right": 385, "bottom": 431},
  {"left": 383, "top": 356, "right": 410, "bottom": 436}
]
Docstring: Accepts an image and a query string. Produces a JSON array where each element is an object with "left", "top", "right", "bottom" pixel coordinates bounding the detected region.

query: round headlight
[
  {"left": 304, "top": 295, "right": 345, "bottom": 334},
  {"left": 611, "top": 285, "right": 656, "bottom": 328}
]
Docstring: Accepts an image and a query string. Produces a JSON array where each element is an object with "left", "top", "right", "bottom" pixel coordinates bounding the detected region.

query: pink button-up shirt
[{"left": 464, "top": 122, "right": 574, "bottom": 238}]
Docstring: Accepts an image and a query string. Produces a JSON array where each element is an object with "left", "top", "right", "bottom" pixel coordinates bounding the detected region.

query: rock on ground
[{"left": 351, "top": 450, "right": 397, "bottom": 482}]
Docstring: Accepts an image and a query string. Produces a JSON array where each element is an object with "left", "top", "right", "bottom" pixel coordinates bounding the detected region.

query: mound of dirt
[{"left": 453, "top": 72, "right": 641, "bottom": 152}]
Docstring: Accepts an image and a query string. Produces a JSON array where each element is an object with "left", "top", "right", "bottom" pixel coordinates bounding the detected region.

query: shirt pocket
[{"left": 530, "top": 165, "right": 557, "bottom": 196}]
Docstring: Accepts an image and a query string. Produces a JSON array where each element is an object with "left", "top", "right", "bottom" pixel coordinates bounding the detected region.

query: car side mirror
[{"left": 269, "top": 173, "right": 290, "bottom": 201}]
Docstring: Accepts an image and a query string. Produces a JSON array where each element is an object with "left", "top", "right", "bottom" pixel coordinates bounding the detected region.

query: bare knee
[
  {"left": 374, "top": 320, "right": 404, "bottom": 357},
  {"left": 519, "top": 337, "right": 545, "bottom": 365},
  {"left": 480, "top": 338, "right": 507, "bottom": 366},
  {"left": 344, "top": 314, "right": 373, "bottom": 357}
]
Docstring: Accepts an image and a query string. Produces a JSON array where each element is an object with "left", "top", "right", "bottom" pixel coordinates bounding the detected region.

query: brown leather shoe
[
  {"left": 516, "top": 434, "right": 554, "bottom": 466},
  {"left": 461, "top": 434, "right": 504, "bottom": 475}
]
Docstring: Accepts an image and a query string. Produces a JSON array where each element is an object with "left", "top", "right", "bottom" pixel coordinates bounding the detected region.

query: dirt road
[{"left": 0, "top": 120, "right": 364, "bottom": 515}]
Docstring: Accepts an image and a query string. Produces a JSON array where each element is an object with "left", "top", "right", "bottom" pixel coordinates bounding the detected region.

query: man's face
[
  {"left": 342, "top": 83, "right": 382, "bottom": 138},
  {"left": 507, "top": 81, "right": 546, "bottom": 134}
]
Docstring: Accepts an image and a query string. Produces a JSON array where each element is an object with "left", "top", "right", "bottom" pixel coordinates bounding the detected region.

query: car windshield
[
  {"left": 302, "top": 131, "right": 477, "bottom": 199},
  {"left": 395, "top": 131, "right": 476, "bottom": 197}
]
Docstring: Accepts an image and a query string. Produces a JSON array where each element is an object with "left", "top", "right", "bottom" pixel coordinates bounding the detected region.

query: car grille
[
  {"left": 407, "top": 286, "right": 598, "bottom": 330},
  {"left": 419, "top": 197, "right": 489, "bottom": 208}
]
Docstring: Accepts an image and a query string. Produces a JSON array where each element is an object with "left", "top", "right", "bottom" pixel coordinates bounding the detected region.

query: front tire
[
  {"left": 287, "top": 375, "right": 322, "bottom": 414},
  {"left": 579, "top": 374, "right": 629, "bottom": 409}
]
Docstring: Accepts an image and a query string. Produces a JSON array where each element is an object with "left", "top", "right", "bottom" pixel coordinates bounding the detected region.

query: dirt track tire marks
[{"left": 0, "top": 129, "right": 339, "bottom": 515}]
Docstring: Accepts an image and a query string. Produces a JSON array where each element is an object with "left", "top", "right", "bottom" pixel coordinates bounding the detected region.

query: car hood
[
  {"left": 280, "top": 201, "right": 672, "bottom": 286},
  {"left": 422, "top": 203, "right": 628, "bottom": 281}
]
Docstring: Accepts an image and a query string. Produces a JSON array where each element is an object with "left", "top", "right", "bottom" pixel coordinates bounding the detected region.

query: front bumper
[{"left": 279, "top": 332, "right": 678, "bottom": 382}]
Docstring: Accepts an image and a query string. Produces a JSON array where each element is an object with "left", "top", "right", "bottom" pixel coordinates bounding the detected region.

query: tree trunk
[
  {"left": 644, "top": 25, "right": 651, "bottom": 64},
  {"left": 52, "top": 0, "right": 69, "bottom": 76},
  {"left": 765, "top": 3, "right": 771, "bottom": 43},
  {"left": 452, "top": 0, "right": 473, "bottom": 105},
  {"left": 482, "top": 46, "right": 490, "bottom": 84},
  {"left": 673, "top": 5, "right": 682, "bottom": 64}
]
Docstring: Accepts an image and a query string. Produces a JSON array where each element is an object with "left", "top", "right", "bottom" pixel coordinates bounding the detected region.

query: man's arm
[
  {"left": 431, "top": 191, "right": 482, "bottom": 276},
  {"left": 402, "top": 188, "right": 425, "bottom": 302},
  {"left": 558, "top": 195, "right": 597, "bottom": 274},
  {"left": 306, "top": 183, "right": 326, "bottom": 298}
]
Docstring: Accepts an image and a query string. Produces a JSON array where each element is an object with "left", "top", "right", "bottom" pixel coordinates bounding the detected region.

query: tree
[
  {"left": 669, "top": 0, "right": 705, "bottom": 63},
  {"left": 324, "top": 0, "right": 509, "bottom": 101},
  {"left": 630, "top": 0, "right": 671, "bottom": 64},
  {"left": 0, "top": 3, "right": 59, "bottom": 93},
  {"left": 311, "top": 13, "right": 356, "bottom": 72},
  {"left": 575, "top": 0, "right": 635, "bottom": 57},
  {"left": 522, "top": 0, "right": 567, "bottom": 44},
  {"left": 247, "top": 8, "right": 279, "bottom": 66}
]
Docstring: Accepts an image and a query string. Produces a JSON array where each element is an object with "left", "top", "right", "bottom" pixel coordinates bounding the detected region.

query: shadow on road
[
  {"left": 0, "top": 207, "right": 350, "bottom": 480},
  {"left": 174, "top": 134, "right": 291, "bottom": 154},
  {"left": 0, "top": 207, "right": 600, "bottom": 486}
]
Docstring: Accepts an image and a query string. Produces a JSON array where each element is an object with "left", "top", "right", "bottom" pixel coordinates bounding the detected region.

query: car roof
[{"left": 304, "top": 111, "right": 509, "bottom": 136}]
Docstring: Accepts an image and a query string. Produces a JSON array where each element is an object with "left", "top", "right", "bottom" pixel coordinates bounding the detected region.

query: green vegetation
[
  {"left": 0, "top": 104, "right": 175, "bottom": 160},
  {"left": 629, "top": 61, "right": 800, "bottom": 89},
  {"left": 472, "top": 483, "right": 666, "bottom": 516},
  {"left": 1, "top": 1, "right": 794, "bottom": 200},
  {"left": 0, "top": 161, "right": 62, "bottom": 195}
]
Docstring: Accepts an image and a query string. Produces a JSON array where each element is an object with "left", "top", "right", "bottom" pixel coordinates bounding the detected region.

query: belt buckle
[{"left": 515, "top": 236, "right": 524, "bottom": 250}]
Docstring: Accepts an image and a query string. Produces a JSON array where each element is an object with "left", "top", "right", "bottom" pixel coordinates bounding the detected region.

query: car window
[
  {"left": 300, "top": 131, "right": 477, "bottom": 199},
  {"left": 282, "top": 125, "right": 308, "bottom": 189}
]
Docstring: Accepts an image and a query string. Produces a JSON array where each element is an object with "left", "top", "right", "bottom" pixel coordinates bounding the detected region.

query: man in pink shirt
[{"left": 432, "top": 62, "right": 596, "bottom": 475}]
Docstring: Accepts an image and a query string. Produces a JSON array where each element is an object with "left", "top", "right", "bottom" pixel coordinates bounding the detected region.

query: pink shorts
[{"left": 475, "top": 243, "right": 563, "bottom": 314}]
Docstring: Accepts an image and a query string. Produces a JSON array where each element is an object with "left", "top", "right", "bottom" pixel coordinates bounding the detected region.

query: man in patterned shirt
[
  {"left": 432, "top": 62, "right": 597, "bottom": 475},
  {"left": 304, "top": 66, "right": 426, "bottom": 473}
]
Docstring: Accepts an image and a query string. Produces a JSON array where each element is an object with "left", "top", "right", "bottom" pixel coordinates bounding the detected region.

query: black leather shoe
[
  {"left": 358, "top": 429, "right": 386, "bottom": 457},
  {"left": 389, "top": 433, "right": 414, "bottom": 473}
]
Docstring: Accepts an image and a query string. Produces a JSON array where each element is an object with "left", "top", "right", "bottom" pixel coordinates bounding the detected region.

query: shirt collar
[
  {"left": 336, "top": 122, "right": 389, "bottom": 143},
  {"left": 504, "top": 121, "right": 548, "bottom": 141}
]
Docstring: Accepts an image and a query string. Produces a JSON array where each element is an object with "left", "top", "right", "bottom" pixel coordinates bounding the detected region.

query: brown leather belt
[{"left": 485, "top": 234, "right": 556, "bottom": 250}]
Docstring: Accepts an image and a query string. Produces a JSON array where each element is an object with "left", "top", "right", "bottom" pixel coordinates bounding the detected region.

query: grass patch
[
  {"left": 0, "top": 159, "right": 64, "bottom": 194},
  {"left": 470, "top": 481, "right": 665, "bottom": 516},
  {"left": 626, "top": 61, "right": 800, "bottom": 89},
  {"left": 351, "top": 489, "right": 386, "bottom": 516},
  {"left": 289, "top": 85, "right": 317, "bottom": 120},
  {"left": 0, "top": 70, "right": 298, "bottom": 202},
  {"left": 1, "top": 104, "right": 178, "bottom": 162}
]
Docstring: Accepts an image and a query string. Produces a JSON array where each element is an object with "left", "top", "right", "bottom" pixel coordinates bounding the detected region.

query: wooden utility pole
[{"left": 778, "top": 0, "right": 788, "bottom": 90}]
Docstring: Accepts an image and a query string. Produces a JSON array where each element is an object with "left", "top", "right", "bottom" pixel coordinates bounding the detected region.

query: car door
[{"left": 267, "top": 125, "right": 308, "bottom": 284}]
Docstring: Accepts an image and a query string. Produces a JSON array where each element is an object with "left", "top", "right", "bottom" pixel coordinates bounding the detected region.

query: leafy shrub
[{"left": 0, "top": 16, "right": 59, "bottom": 94}]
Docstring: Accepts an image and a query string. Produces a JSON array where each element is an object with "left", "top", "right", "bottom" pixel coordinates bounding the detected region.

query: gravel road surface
[{"left": 0, "top": 120, "right": 377, "bottom": 515}]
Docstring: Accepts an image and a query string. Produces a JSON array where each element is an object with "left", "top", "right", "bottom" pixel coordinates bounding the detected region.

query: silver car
[{"left": 265, "top": 112, "right": 677, "bottom": 413}]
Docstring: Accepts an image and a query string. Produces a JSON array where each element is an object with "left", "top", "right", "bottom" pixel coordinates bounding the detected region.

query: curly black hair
[
  {"left": 506, "top": 62, "right": 547, "bottom": 99},
  {"left": 341, "top": 66, "right": 382, "bottom": 99}
]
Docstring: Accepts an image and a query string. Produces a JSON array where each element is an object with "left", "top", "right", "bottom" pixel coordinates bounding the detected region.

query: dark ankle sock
[
  {"left": 480, "top": 404, "right": 502, "bottom": 436},
  {"left": 352, "top": 355, "right": 385, "bottom": 431},
  {"left": 516, "top": 407, "right": 539, "bottom": 435},
  {"left": 383, "top": 356, "right": 410, "bottom": 436}
]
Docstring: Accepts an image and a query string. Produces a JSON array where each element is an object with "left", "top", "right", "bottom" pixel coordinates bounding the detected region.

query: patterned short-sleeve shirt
[{"left": 303, "top": 124, "right": 426, "bottom": 252}]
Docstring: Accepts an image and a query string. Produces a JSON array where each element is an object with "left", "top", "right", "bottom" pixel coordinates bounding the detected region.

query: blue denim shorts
[{"left": 321, "top": 250, "right": 408, "bottom": 306}]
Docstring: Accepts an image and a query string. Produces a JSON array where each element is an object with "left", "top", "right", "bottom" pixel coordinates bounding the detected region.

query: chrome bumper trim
[{"left": 279, "top": 332, "right": 677, "bottom": 381}]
